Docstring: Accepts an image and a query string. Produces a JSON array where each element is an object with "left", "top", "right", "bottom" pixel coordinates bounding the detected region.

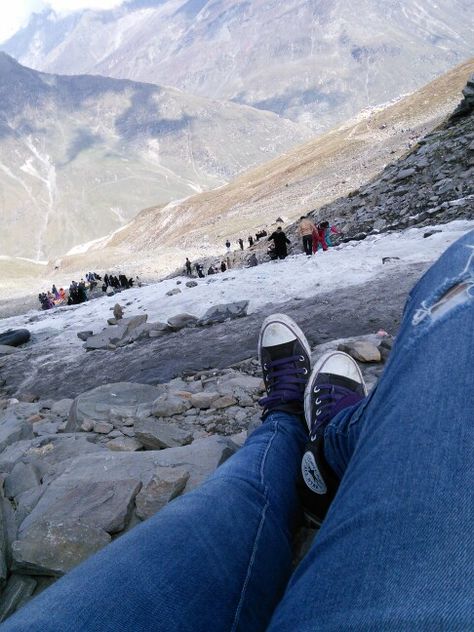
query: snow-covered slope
[{"left": 2, "top": 220, "right": 473, "bottom": 343}]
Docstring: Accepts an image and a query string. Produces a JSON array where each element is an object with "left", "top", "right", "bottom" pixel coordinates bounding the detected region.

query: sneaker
[
  {"left": 300, "top": 351, "right": 367, "bottom": 525},
  {"left": 258, "top": 314, "right": 311, "bottom": 419}
]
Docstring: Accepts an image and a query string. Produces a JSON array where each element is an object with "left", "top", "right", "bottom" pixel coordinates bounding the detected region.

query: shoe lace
[
  {"left": 259, "top": 355, "right": 308, "bottom": 408},
  {"left": 310, "top": 383, "right": 363, "bottom": 440}
]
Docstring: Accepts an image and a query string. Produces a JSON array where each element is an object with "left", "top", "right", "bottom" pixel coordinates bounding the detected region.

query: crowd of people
[
  {"left": 38, "top": 271, "right": 140, "bottom": 310},
  {"left": 185, "top": 257, "right": 229, "bottom": 278},
  {"left": 184, "top": 215, "right": 339, "bottom": 279}
]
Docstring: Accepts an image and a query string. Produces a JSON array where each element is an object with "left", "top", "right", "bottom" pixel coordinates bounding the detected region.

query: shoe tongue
[
  {"left": 318, "top": 372, "right": 364, "bottom": 394},
  {"left": 266, "top": 340, "right": 295, "bottom": 361}
]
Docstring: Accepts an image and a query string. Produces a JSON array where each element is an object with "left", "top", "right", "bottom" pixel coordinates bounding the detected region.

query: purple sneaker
[
  {"left": 301, "top": 351, "right": 367, "bottom": 525},
  {"left": 258, "top": 314, "right": 311, "bottom": 419}
]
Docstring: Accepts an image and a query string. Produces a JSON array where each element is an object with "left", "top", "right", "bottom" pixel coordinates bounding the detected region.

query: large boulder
[
  {"left": 199, "top": 301, "right": 249, "bottom": 325},
  {"left": 66, "top": 382, "right": 165, "bottom": 432}
]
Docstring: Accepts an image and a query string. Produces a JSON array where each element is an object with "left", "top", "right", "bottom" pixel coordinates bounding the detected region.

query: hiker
[
  {"left": 248, "top": 253, "right": 258, "bottom": 267},
  {"left": 195, "top": 263, "right": 204, "bottom": 278},
  {"left": 8, "top": 230, "right": 473, "bottom": 632},
  {"left": 207, "top": 265, "right": 216, "bottom": 275},
  {"left": 185, "top": 258, "right": 192, "bottom": 275},
  {"left": 248, "top": 235, "right": 254, "bottom": 247},
  {"left": 238, "top": 238, "right": 244, "bottom": 250},
  {"left": 220, "top": 261, "right": 227, "bottom": 272},
  {"left": 225, "top": 240, "right": 231, "bottom": 252},
  {"left": 299, "top": 214, "right": 317, "bottom": 255},
  {"left": 324, "top": 223, "right": 341, "bottom": 247},
  {"left": 51, "top": 284, "right": 59, "bottom": 299},
  {"left": 268, "top": 226, "right": 290, "bottom": 260}
]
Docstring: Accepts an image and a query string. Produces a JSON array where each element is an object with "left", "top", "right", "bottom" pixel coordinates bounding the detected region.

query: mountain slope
[
  {"left": 60, "top": 58, "right": 473, "bottom": 275},
  {"left": 3, "top": 0, "right": 473, "bottom": 131},
  {"left": 0, "top": 53, "right": 310, "bottom": 259}
]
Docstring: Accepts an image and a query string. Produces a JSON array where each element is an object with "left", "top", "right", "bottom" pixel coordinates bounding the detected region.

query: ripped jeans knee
[{"left": 412, "top": 245, "right": 474, "bottom": 326}]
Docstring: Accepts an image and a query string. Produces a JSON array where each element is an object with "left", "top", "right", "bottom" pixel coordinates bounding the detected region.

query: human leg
[
  {"left": 302, "top": 235, "right": 313, "bottom": 256},
  {"left": 269, "top": 229, "right": 474, "bottom": 630},
  {"left": 2, "top": 316, "right": 311, "bottom": 632}
]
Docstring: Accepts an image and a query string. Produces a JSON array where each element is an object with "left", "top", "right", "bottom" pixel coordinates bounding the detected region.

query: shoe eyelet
[
  {"left": 302, "top": 368, "right": 308, "bottom": 375},
  {"left": 299, "top": 355, "right": 305, "bottom": 361},
  {"left": 316, "top": 409, "right": 321, "bottom": 416},
  {"left": 263, "top": 363, "right": 267, "bottom": 370},
  {"left": 314, "top": 387, "right": 320, "bottom": 393},
  {"left": 315, "top": 398, "right": 321, "bottom": 405}
]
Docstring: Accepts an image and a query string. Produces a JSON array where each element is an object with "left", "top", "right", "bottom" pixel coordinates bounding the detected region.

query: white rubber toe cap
[{"left": 318, "top": 352, "right": 364, "bottom": 384}]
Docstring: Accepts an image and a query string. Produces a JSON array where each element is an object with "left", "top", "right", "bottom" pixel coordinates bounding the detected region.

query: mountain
[
  {"left": 2, "top": 0, "right": 473, "bottom": 132},
  {"left": 56, "top": 59, "right": 473, "bottom": 276},
  {"left": 0, "top": 53, "right": 310, "bottom": 260}
]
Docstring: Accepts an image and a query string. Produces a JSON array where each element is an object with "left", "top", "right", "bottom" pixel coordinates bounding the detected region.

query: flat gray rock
[
  {"left": 135, "top": 418, "right": 193, "bottom": 449},
  {"left": 0, "top": 345, "right": 17, "bottom": 356},
  {"left": 0, "top": 407, "right": 34, "bottom": 453},
  {"left": 12, "top": 521, "right": 111, "bottom": 577},
  {"left": 337, "top": 340, "right": 382, "bottom": 363},
  {"left": 106, "top": 437, "right": 143, "bottom": 452},
  {"left": 167, "top": 313, "right": 199, "bottom": 330},
  {"left": 151, "top": 393, "right": 191, "bottom": 417},
  {"left": 66, "top": 382, "right": 165, "bottom": 432},
  {"left": 0, "top": 435, "right": 105, "bottom": 479},
  {"left": 20, "top": 478, "right": 142, "bottom": 535},
  {"left": 199, "top": 300, "right": 249, "bottom": 325},
  {"left": 4, "top": 462, "right": 41, "bottom": 499}
]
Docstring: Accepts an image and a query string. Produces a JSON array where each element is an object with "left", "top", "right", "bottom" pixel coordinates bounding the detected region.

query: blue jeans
[{"left": 2, "top": 231, "right": 473, "bottom": 631}]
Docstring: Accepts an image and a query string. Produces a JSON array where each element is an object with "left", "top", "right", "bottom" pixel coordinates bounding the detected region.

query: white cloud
[{"left": 0, "top": 0, "right": 126, "bottom": 44}]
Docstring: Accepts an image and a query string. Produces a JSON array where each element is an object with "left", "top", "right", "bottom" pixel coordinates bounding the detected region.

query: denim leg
[
  {"left": 269, "top": 229, "right": 474, "bottom": 630},
  {"left": 2, "top": 412, "right": 306, "bottom": 632}
]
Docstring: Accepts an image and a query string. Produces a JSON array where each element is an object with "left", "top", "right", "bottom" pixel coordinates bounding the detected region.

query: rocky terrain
[
  {"left": 53, "top": 60, "right": 474, "bottom": 277},
  {"left": 0, "top": 52, "right": 309, "bottom": 260},
  {"left": 2, "top": 0, "right": 473, "bottom": 131},
  {"left": 305, "top": 74, "right": 474, "bottom": 239},
  {"left": 0, "top": 317, "right": 392, "bottom": 619}
]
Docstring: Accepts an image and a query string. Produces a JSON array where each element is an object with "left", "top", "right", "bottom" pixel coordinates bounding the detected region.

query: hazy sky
[{"left": 0, "top": 0, "right": 127, "bottom": 43}]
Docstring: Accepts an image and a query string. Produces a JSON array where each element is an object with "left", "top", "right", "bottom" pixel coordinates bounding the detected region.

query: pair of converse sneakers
[{"left": 258, "top": 313, "right": 367, "bottom": 526}]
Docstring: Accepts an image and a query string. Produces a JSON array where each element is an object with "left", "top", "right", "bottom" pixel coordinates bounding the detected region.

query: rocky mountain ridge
[
  {"left": 2, "top": 0, "right": 473, "bottom": 132},
  {"left": 0, "top": 52, "right": 309, "bottom": 260}
]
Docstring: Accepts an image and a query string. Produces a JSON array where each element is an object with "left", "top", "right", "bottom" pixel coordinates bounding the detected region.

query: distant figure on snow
[
  {"left": 298, "top": 215, "right": 317, "bottom": 256},
  {"left": 248, "top": 253, "right": 258, "bottom": 267},
  {"left": 268, "top": 226, "right": 290, "bottom": 260},
  {"left": 238, "top": 238, "right": 244, "bottom": 250},
  {"left": 185, "top": 258, "right": 192, "bottom": 275},
  {"left": 220, "top": 261, "right": 227, "bottom": 273},
  {"left": 248, "top": 235, "right": 254, "bottom": 247},
  {"left": 207, "top": 265, "right": 216, "bottom": 275},
  {"left": 225, "top": 240, "right": 231, "bottom": 252}
]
